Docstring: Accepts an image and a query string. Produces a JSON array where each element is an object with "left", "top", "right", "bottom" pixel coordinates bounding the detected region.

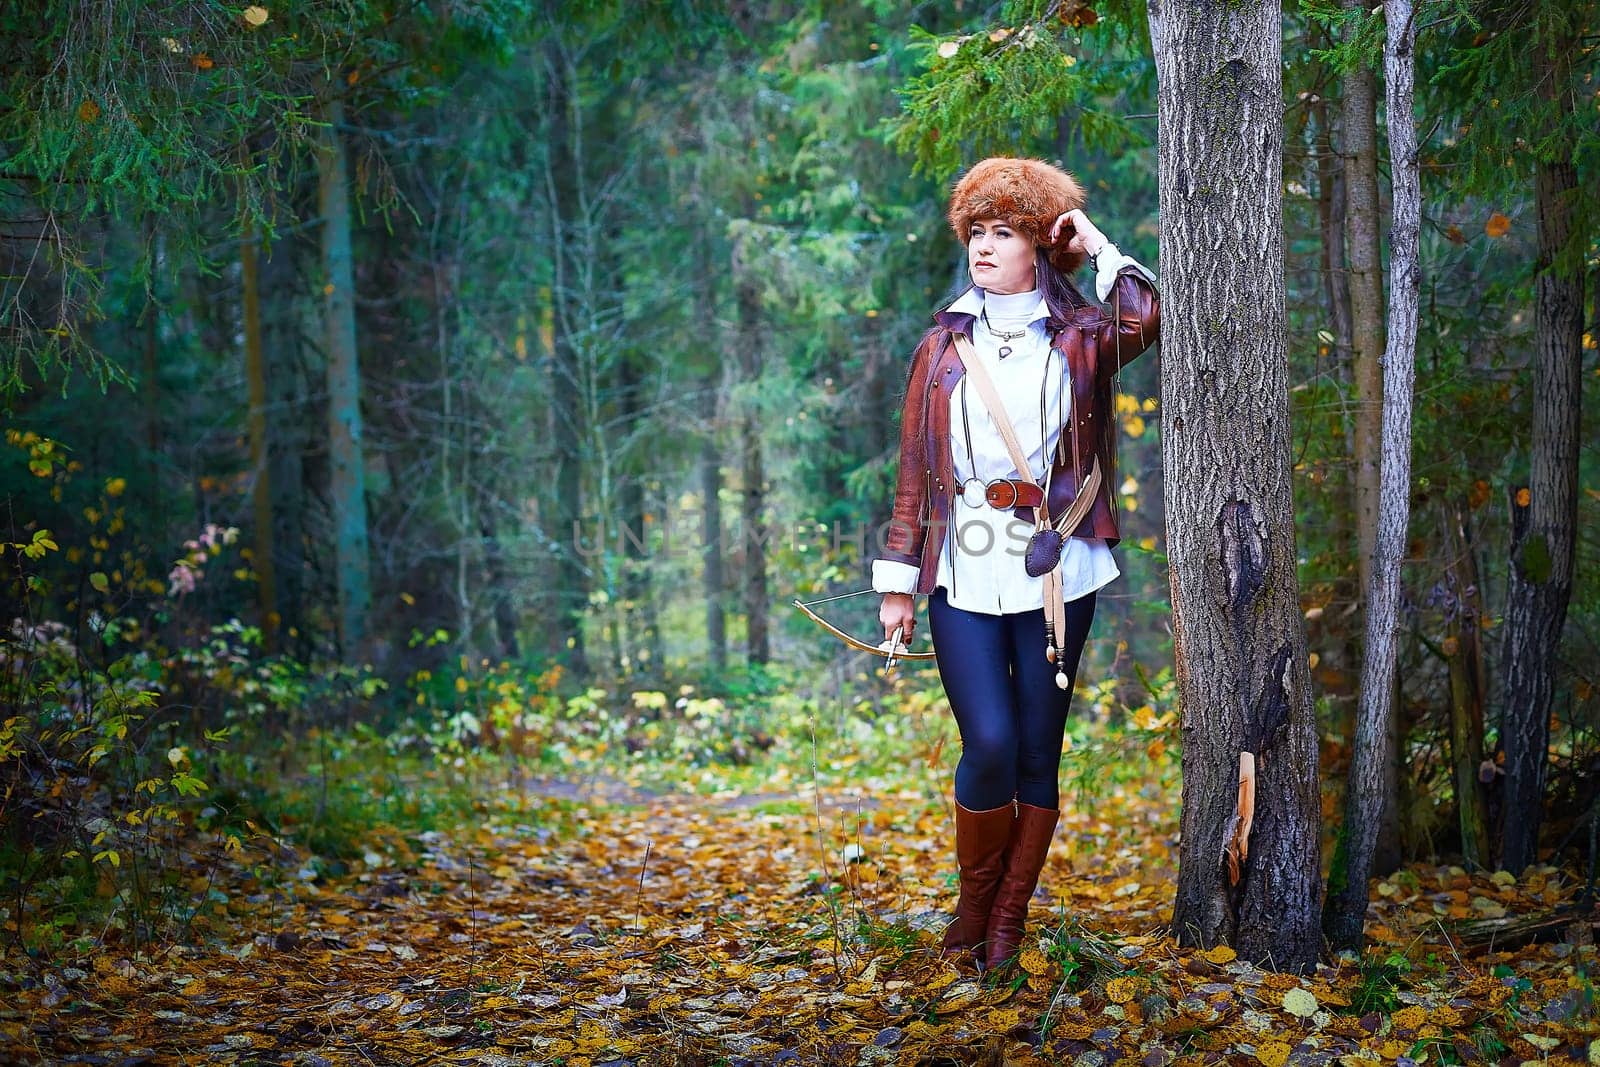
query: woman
[{"left": 872, "top": 157, "right": 1159, "bottom": 970}]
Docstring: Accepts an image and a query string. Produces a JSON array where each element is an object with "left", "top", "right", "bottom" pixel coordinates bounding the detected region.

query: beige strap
[{"left": 951, "top": 333, "right": 1103, "bottom": 537}]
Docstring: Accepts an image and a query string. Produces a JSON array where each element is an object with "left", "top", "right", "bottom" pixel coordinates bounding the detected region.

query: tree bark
[
  {"left": 1148, "top": 0, "right": 1322, "bottom": 972},
  {"left": 735, "top": 265, "right": 770, "bottom": 667},
  {"left": 544, "top": 42, "right": 590, "bottom": 678},
  {"left": 241, "top": 212, "right": 278, "bottom": 652},
  {"left": 318, "top": 92, "right": 372, "bottom": 655},
  {"left": 1499, "top": 25, "right": 1584, "bottom": 875},
  {"left": 1338, "top": 0, "right": 1403, "bottom": 874},
  {"left": 1444, "top": 500, "right": 1492, "bottom": 869},
  {"left": 261, "top": 221, "right": 307, "bottom": 654},
  {"left": 1323, "top": 0, "right": 1419, "bottom": 953}
]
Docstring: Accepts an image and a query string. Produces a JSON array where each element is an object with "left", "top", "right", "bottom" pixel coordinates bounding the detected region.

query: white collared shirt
[{"left": 871, "top": 245, "right": 1155, "bottom": 614}]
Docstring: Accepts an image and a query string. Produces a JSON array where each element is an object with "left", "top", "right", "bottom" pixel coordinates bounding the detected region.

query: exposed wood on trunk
[{"left": 1148, "top": 0, "right": 1322, "bottom": 973}]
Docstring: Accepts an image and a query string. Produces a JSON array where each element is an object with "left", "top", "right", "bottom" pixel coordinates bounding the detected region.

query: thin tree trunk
[
  {"left": 544, "top": 43, "right": 589, "bottom": 678},
  {"left": 241, "top": 213, "right": 278, "bottom": 652},
  {"left": 735, "top": 268, "right": 770, "bottom": 666},
  {"left": 1323, "top": 0, "right": 1419, "bottom": 953},
  {"left": 1148, "top": 0, "right": 1322, "bottom": 972},
  {"left": 262, "top": 223, "right": 306, "bottom": 652},
  {"left": 1338, "top": 0, "right": 1403, "bottom": 873},
  {"left": 696, "top": 246, "right": 727, "bottom": 673},
  {"left": 1445, "top": 499, "right": 1492, "bottom": 869},
  {"left": 318, "top": 93, "right": 371, "bottom": 654},
  {"left": 1500, "top": 27, "right": 1584, "bottom": 875}
]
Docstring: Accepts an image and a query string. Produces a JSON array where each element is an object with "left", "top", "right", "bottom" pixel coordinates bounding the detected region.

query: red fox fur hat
[{"left": 948, "top": 157, "right": 1089, "bottom": 274}]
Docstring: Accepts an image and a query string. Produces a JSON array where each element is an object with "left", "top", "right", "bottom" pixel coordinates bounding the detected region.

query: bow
[{"left": 791, "top": 588, "right": 937, "bottom": 670}]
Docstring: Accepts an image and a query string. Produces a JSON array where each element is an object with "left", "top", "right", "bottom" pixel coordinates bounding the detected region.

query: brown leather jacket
[{"left": 876, "top": 266, "right": 1161, "bottom": 595}]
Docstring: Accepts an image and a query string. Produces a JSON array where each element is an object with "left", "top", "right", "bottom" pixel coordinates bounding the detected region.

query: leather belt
[{"left": 959, "top": 477, "right": 1045, "bottom": 511}]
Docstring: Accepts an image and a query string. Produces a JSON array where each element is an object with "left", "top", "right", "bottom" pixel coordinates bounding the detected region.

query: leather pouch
[{"left": 1023, "top": 528, "right": 1063, "bottom": 578}]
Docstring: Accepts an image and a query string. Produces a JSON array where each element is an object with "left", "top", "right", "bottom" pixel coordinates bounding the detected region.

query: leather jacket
[{"left": 876, "top": 266, "right": 1161, "bottom": 595}]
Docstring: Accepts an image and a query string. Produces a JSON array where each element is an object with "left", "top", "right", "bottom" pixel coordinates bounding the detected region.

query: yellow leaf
[
  {"left": 1105, "top": 976, "right": 1137, "bottom": 1003},
  {"left": 1485, "top": 212, "right": 1511, "bottom": 238},
  {"left": 1281, "top": 987, "right": 1319, "bottom": 1018},
  {"left": 1123, "top": 414, "right": 1146, "bottom": 438},
  {"left": 105, "top": 477, "right": 126, "bottom": 496},
  {"left": 1018, "top": 949, "right": 1050, "bottom": 975},
  {"left": 243, "top": 5, "right": 269, "bottom": 26},
  {"left": 1203, "top": 945, "right": 1236, "bottom": 964},
  {"left": 1256, "top": 1041, "right": 1291, "bottom": 1067}
]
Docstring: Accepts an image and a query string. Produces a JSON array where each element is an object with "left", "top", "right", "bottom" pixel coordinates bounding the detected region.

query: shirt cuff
[
  {"left": 871, "top": 559, "right": 920, "bottom": 595},
  {"left": 1092, "top": 242, "right": 1158, "bottom": 303}
]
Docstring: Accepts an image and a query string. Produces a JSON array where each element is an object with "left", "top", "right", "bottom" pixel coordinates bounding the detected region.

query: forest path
[{"left": 4, "top": 772, "right": 1592, "bottom": 1065}]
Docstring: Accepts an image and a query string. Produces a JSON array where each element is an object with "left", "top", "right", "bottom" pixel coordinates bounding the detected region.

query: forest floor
[{"left": 2, "top": 753, "right": 1598, "bottom": 1066}]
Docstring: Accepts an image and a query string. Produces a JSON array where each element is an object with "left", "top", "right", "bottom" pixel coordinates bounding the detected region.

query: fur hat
[{"left": 947, "top": 157, "right": 1088, "bottom": 274}]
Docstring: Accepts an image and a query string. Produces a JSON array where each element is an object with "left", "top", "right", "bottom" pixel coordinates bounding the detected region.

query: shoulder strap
[
  {"left": 950, "top": 334, "right": 1036, "bottom": 487},
  {"left": 953, "top": 332, "right": 1104, "bottom": 537}
]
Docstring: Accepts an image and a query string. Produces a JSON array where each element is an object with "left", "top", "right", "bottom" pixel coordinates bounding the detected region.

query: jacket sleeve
[
  {"left": 873, "top": 330, "right": 938, "bottom": 586},
  {"left": 1093, "top": 244, "right": 1160, "bottom": 374}
]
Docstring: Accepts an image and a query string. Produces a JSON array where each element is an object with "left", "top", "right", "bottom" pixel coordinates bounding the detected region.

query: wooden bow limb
[
  {"left": 790, "top": 596, "right": 938, "bottom": 663},
  {"left": 1221, "top": 750, "right": 1257, "bottom": 886}
]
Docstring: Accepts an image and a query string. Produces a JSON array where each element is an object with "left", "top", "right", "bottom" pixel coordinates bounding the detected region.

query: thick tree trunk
[
  {"left": 241, "top": 214, "right": 278, "bottom": 652},
  {"left": 1323, "top": 0, "right": 1419, "bottom": 953},
  {"left": 1444, "top": 500, "right": 1492, "bottom": 869},
  {"left": 1148, "top": 0, "right": 1322, "bottom": 972},
  {"left": 1499, "top": 30, "right": 1584, "bottom": 875},
  {"left": 318, "top": 93, "right": 372, "bottom": 655},
  {"left": 694, "top": 231, "right": 728, "bottom": 674},
  {"left": 544, "top": 44, "right": 590, "bottom": 678}
]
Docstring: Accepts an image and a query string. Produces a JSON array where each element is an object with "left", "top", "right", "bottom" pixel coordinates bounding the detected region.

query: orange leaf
[
  {"left": 1445, "top": 224, "right": 1465, "bottom": 244},
  {"left": 1485, "top": 212, "right": 1510, "bottom": 238},
  {"left": 1515, "top": 486, "right": 1531, "bottom": 507},
  {"left": 77, "top": 99, "right": 100, "bottom": 123},
  {"left": 192, "top": 53, "right": 214, "bottom": 70}
]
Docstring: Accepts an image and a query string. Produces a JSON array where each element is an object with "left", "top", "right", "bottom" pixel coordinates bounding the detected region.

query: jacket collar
[{"left": 933, "top": 285, "right": 1051, "bottom": 337}]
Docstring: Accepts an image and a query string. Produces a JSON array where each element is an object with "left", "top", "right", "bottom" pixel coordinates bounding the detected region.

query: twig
[{"left": 633, "top": 839, "right": 653, "bottom": 935}]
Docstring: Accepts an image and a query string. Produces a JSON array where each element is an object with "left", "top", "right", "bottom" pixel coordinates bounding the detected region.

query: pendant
[{"left": 998, "top": 345, "right": 1012, "bottom": 359}]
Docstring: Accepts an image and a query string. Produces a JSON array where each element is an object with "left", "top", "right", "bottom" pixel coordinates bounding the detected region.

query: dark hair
[
  {"left": 1035, "top": 246, "right": 1094, "bottom": 330},
  {"left": 937, "top": 244, "right": 1094, "bottom": 330}
]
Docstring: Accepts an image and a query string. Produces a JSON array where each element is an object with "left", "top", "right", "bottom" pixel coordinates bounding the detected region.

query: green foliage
[{"left": 888, "top": 2, "right": 1154, "bottom": 178}]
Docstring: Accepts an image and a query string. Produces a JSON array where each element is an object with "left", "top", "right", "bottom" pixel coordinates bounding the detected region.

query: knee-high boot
[
  {"left": 983, "top": 802, "right": 1059, "bottom": 968},
  {"left": 939, "top": 801, "right": 1014, "bottom": 965}
]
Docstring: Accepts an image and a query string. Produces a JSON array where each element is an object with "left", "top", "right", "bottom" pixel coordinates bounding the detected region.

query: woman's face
[{"left": 967, "top": 217, "right": 1036, "bottom": 294}]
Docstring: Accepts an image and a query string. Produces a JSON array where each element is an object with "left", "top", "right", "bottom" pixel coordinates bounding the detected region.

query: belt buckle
[
  {"left": 959, "top": 478, "right": 988, "bottom": 508},
  {"left": 985, "top": 478, "right": 1018, "bottom": 509}
]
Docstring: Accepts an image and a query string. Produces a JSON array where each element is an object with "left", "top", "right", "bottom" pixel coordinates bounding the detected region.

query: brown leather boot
[
  {"left": 983, "top": 802, "right": 1060, "bottom": 969},
  {"left": 938, "top": 801, "right": 1014, "bottom": 965}
]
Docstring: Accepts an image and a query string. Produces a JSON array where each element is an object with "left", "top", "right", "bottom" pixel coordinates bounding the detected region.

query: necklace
[{"left": 981, "top": 306, "right": 1027, "bottom": 359}]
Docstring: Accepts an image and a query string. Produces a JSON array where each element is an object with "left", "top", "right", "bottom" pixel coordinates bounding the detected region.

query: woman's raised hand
[{"left": 1049, "top": 209, "right": 1108, "bottom": 258}]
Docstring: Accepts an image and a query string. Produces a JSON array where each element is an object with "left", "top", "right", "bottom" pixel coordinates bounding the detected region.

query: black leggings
[{"left": 927, "top": 586, "right": 1097, "bottom": 810}]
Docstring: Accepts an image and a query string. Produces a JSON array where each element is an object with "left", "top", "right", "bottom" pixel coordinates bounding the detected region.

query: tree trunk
[
  {"left": 1338, "top": 0, "right": 1403, "bottom": 873},
  {"left": 1499, "top": 28, "right": 1584, "bottom": 875},
  {"left": 1444, "top": 500, "right": 1492, "bottom": 869},
  {"left": 735, "top": 267, "right": 770, "bottom": 667},
  {"left": 241, "top": 213, "right": 278, "bottom": 652},
  {"left": 696, "top": 232, "right": 728, "bottom": 674},
  {"left": 318, "top": 93, "right": 371, "bottom": 654},
  {"left": 261, "top": 223, "right": 307, "bottom": 653},
  {"left": 1148, "top": 0, "right": 1322, "bottom": 972},
  {"left": 1323, "top": 0, "right": 1419, "bottom": 953},
  {"left": 544, "top": 43, "right": 590, "bottom": 678}
]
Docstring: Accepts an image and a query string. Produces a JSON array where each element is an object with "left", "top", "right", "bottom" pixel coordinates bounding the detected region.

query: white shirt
[{"left": 871, "top": 246, "right": 1156, "bottom": 615}]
